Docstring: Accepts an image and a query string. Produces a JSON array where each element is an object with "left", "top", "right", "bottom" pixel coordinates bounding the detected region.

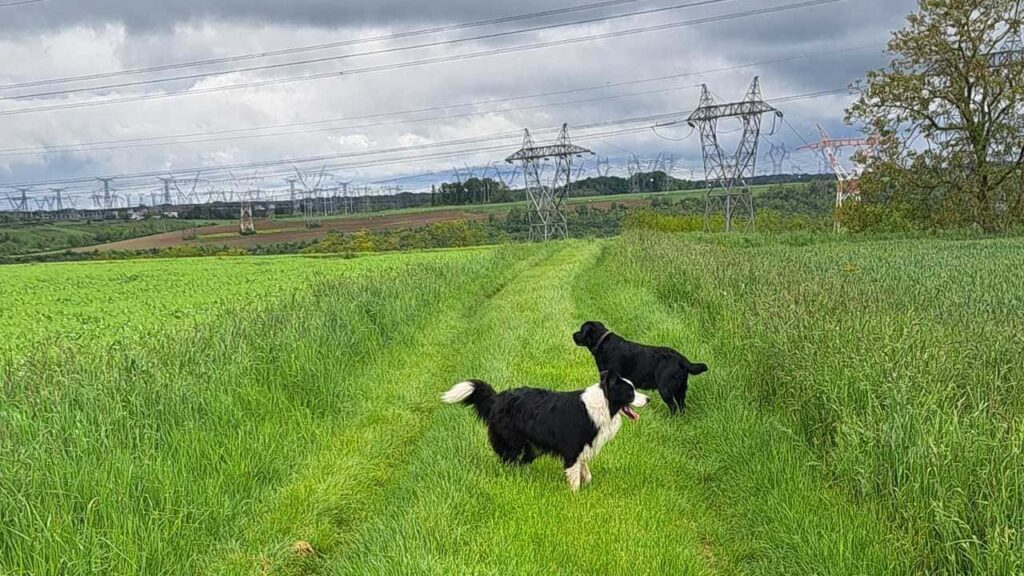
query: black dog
[
  {"left": 573, "top": 321, "right": 708, "bottom": 414},
  {"left": 442, "top": 370, "right": 649, "bottom": 491}
]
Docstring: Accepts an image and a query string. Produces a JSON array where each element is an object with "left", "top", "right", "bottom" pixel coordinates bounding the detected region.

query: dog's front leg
[
  {"left": 564, "top": 460, "right": 583, "bottom": 492},
  {"left": 581, "top": 461, "right": 592, "bottom": 485}
]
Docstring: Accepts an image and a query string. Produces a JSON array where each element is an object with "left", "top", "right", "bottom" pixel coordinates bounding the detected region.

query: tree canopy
[{"left": 847, "top": 0, "right": 1024, "bottom": 231}]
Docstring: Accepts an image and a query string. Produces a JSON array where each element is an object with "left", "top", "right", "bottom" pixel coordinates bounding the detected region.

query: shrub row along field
[{"left": 1, "top": 233, "right": 1021, "bottom": 574}]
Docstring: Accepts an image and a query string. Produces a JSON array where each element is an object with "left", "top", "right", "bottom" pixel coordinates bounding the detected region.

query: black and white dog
[
  {"left": 442, "top": 371, "right": 649, "bottom": 491},
  {"left": 574, "top": 321, "right": 708, "bottom": 414}
]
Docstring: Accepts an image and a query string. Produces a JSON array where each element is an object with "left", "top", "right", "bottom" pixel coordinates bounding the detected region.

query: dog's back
[
  {"left": 574, "top": 321, "right": 708, "bottom": 413},
  {"left": 602, "top": 338, "right": 706, "bottom": 387}
]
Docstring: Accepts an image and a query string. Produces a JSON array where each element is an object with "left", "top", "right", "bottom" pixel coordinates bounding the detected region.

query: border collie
[
  {"left": 442, "top": 371, "right": 649, "bottom": 492},
  {"left": 573, "top": 321, "right": 708, "bottom": 414}
]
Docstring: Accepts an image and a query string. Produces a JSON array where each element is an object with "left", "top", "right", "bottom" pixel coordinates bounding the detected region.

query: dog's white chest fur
[{"left": 579, "top": 384, "right": 622, "bottom": 460}]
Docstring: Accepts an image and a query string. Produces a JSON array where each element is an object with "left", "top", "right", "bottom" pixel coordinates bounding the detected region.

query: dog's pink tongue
[{"left": 623, "top": 406, "right": 639, "bottom": 421}]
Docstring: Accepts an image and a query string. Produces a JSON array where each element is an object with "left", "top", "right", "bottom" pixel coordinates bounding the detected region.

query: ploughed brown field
[
  {"left": 68, "top": 198, "right": 650, "bottom": 252},
  {"left": 69, "top": 209, "right": 491, "bottom": 252}
]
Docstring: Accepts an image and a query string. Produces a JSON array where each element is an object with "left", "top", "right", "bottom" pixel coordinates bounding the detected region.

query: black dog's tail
[
  {"left": 442, "top": 379, "right": 496, "bottom": 421},
  {"left": 685, "top": 361, "right": 709, "bottom": 375}
]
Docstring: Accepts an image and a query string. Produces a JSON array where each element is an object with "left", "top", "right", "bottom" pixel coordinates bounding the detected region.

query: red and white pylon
[{"left": 798, "top": 124, "right": 878, "bottom": 231}]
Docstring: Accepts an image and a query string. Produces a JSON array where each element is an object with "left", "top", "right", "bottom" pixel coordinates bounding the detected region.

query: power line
[
  {"left": 783, "top": 115, "right": 819, "bottom": 150},
  {"left": 6, "top": 119, "right": 669, "bottom": 189},
  {"left": 0, "top": 0, "right": 847, "bottom": 117},
  {"left": 11, "top": 87, "right": 851, "bottom": 199},
  {"left": 0, "top": 0, "right": 648, "bottom": 90},
  {"left": 0, "top": 44, "right": 875, "bottom": 157},
  {"left": 10, "top": 87, "right": 850, "bottom": 204},
  {"left": 651, "top": 124, "right": 696, "bottom": 141},
  {"left": 12, "top": 87, "right": 850, "bottom": 201},
  {"left": 2, "top": 84, "right": 704, "bottom": 157},
  {"left": 2, "top": 86, "right": 852, "bottom": 192},
  {"left": 9, "top": 125, "right": 657, "bottom": 203},
  {"left": 0, "top": 0, "right": 47, "bottom": 7},
  {"left": 4, "top": 0, "right": 742, "bottom": 100}
]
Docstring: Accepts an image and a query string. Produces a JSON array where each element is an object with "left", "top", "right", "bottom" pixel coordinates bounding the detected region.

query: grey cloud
[
  {"left": 3, "top": 0, "right": 580, "bottom": 34},
  {"left": 2, "top": 0, "right": 916, "bottom": 36},
  {"left": 0, "top": 0, "right": 915, "bottom": 192}
]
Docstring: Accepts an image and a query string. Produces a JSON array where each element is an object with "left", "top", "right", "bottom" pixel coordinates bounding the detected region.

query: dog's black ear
[
  {"left": 687, "top": 362, "right": 709, "bottom": 375},
  {"left": 574, "top": 322, "right": 594, "bottom": 347},
  {"left": 581, "top": 322, "right": 594, "bottom": 339}
]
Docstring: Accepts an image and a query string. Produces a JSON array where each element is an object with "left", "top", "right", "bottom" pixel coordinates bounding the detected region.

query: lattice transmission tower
[
  {"left": 233, "top": 173, "right": 262, "bottom": 235},
  {"left": 797, "top": 124, "right": 878, "bottom": 231},
  {"left": 686, "top": 77, "right": 782, "bottom": 232},
  {"left": 627, "top": 153, "right": 643, "bottom": 194},
  {"left": 505, "top": 124, "right": 593, "bottom": 241},
  {"left": 95, "top": 178, "right": 117, "bottom": 211},
  {"left": 6, "top": 188, "right": 30, "bottom": 213},
  {"left": 764, "top": 141, "right": 790, "bottom": 175},
  {"left": 294, "top": 167, "right": 327, "bottom": 228},
  {"left": 49, "top": 188, "right": 67, "bottom": 213},
  {"left": 990, "top": 22, "right": 1024, "bottom": 68}
]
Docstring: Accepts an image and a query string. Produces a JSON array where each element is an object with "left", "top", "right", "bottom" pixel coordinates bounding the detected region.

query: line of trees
[
  {"left": 428, "top": 172, "right": 828, "bottom": 208},
  {"left": 431, "top": 178, "right": 518, "bottom": 206}
]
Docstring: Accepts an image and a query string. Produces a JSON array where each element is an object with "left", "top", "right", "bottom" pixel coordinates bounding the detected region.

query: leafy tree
[{"left": 847, "top": 0, "right": 1024, "bottom": 231}]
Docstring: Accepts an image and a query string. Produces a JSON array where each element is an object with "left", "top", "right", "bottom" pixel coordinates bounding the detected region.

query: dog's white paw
[{"left": 565, "top": 463, "right": 583, "bottom": 492}]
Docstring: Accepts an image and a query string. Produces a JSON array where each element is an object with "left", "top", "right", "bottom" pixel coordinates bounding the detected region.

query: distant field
[
  {"left": 0, "top": 220, "right": 212, "bottom": 256},
  {"left": 56, "top": 187, "right": 724, "bottom": 253},
  {"left": 4, "top": 231, "right": 1017, "bottom": 575}
]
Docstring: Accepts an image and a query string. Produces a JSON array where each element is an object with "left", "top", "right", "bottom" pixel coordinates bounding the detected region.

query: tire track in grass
[
  {"left": 569, "top": 238, "right": 912, "bottom": 575},
  {"left": 322, "top": 240, "right": 714, "bottom": 576},
  {"left": 206, "top": 244, "right": 565, "bottom": 576}
]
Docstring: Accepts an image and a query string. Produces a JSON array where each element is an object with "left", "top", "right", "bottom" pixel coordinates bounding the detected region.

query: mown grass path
[{"left": 245, "top": 239, "right": 904, "bottom": 575}]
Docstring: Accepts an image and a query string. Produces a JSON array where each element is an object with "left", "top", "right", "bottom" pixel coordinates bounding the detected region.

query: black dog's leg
[
  {"left": 488, "top": 427, "right": 526, "bottom": 465},
  {"left": 674, "top": 381, "right": 688, "bottom": 415},
  {"left": 520, "top": 444, "right": 538, "bottom": 465},
  {"left": 658, "top": 387, "right": 679, "bottom": 414}
]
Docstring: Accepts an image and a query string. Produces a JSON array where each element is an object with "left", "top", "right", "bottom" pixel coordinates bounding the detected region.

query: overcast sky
[{"left": 0, "top": 0, "right": 919, "bottom": 205}]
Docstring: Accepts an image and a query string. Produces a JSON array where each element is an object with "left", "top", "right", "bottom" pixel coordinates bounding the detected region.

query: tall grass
[
  {"left": 0, "top": 246, "right": 536, "bottom": 574},
  {"left": 608, "top": 230, "right": 1024, "bottom": 574},
  {"left": 0, "top": 255, "right": 432, "bottom": 359},
  {"left": 3, "top": 233, "right": 1021, "bottom": 575}
]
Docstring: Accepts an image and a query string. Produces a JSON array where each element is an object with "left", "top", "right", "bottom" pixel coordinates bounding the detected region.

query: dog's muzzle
[{"left": 622, "top": 393, "right": 650, "bottom": 421}]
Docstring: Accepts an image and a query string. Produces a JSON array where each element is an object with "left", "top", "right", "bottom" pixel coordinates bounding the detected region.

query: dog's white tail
[
  {"left": 442, "top": 379, "right": 496, "bottom": 421},
  {"left": 442, "top": 381, "right": 477, "bottom": 404}
]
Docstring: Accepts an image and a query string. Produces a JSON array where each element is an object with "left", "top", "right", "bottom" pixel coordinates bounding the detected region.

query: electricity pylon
[
  {"left": 797, "top": 124, "right": 878, "bottom": 231},
  {"left": 294, "top": 166, "right": 326, "bottom": 228},
  {"left": 239, "top": 193, "right": 255, "bottom": 234},
  {"left": 686, "top": 77, "right": 783, "bottom": 232},
  {"left": 505, "top": 124, "right": 593, "bottom": 241},
  {"left": 764, "top": 141, "right": 790, "bottom": 175}
]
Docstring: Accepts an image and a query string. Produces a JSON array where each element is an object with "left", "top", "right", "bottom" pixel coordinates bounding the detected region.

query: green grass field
[
  {"left": 0, "top": 220, "right": 215, "bottom": 257},
  {"left": 1, "top": 232, "right": 1021, "bottom": 575}
]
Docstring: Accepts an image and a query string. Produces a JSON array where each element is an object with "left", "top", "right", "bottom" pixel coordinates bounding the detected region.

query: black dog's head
[
  {"left": 599, "top": 370, "right": 649, "bottom": 421},
  {"left": 573, "top": 321, "right": 609, "bottom": 350}
]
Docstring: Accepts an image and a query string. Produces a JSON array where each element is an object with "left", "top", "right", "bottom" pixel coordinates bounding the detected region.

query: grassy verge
[{"left": 608, "top": 230, "right": 1024, "bottom": 573}]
